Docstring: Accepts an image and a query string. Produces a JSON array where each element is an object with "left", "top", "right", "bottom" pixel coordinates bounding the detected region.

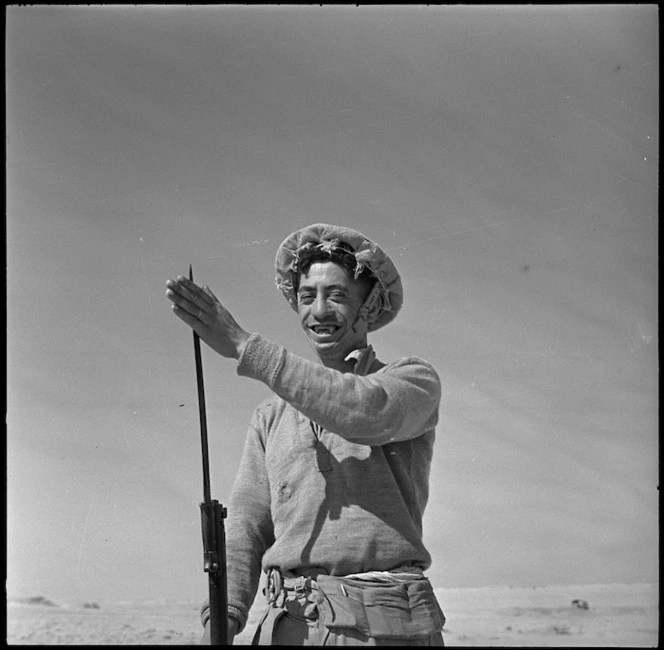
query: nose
[{"left": 311, "top": 294, "right": 332, "bottom": 318}]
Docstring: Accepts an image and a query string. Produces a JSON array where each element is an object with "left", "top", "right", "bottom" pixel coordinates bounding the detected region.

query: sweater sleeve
[
  {"left": 223, "top": 407, "right": 275, "bottom": 632},
  {"left": 237, "top": 333, "right": 441, "bottom": 445}
]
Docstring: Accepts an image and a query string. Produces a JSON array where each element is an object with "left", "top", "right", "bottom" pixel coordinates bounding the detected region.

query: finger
[
  {"left": 166, "top": 288, "right": 209, "bottom": 323},
  {"left": 166, "top": 278, "right": 212, "bottom": 309},
  {"left": 166, "top": 278, "right": 193, "bottom": 303},
  {"left": 171, "top": 303, "right": 208, "bottom": 327},
  {"left": 165, "top": 284, "right": 192, "bottom": 308},
  {"left": 175, "top": 276, "right": 214, "bottom": 307},
  {"left": 202, "top": 285, "right": 220, "bottom": 302}
]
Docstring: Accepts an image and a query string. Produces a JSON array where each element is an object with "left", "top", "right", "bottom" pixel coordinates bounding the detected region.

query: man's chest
[{"left": 264, "top": 407, "right": 374, "bottom": 479}]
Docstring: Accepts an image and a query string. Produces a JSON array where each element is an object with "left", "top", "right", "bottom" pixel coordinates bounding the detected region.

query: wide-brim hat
[{"left": 275, "top": 223, "right": 403, "bottom": 332}]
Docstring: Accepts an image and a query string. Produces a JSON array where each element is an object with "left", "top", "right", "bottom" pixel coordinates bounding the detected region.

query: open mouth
[{"left": 310, "top": 324, "right": 341, "bottom": 337}]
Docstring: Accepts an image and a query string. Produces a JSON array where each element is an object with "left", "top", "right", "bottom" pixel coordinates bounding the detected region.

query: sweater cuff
[
  {"left": 200, "top": 600, "right": 247, "bottom": 634},
  {"left": 228, "top": 602, "right": 248, "bottom": 634},
  {"left": 237, "top": 333, "right": 285, "bottom": 387}
]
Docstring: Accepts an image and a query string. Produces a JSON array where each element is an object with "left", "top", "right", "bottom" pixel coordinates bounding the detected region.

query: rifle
[{"left": 190, "top": 265, "right": 229, "bottom": 645}]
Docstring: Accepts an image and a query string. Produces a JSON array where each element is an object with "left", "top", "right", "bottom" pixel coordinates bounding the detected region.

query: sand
[{"left": 6, "top": 582, "right": 658, "bottom": 646}]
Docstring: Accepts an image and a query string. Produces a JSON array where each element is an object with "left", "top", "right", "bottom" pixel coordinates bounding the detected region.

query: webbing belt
[{"left": 264, "top": 568, "right": 320, "bottom": 610}]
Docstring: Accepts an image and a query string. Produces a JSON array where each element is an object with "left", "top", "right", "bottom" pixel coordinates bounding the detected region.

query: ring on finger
[{"left": 198, "top": 308, "right": 203, "bottom": 320}]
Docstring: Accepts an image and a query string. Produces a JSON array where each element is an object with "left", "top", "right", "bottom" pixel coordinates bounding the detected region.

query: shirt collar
[{"left": 344, "top": 345, "right": 377, "bottom": 376}]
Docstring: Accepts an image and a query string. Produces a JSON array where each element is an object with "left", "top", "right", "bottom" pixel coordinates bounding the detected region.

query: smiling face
[{"left": 297, "top": 261, "right": 373, "bottom": 371}]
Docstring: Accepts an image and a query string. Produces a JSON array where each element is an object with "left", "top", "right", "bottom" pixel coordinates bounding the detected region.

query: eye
[{"left": 298, "top": 292, "right": 314, "bottom": 304}]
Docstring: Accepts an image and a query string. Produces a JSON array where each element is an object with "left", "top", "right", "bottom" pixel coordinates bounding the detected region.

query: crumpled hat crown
[{"left": 275, "top": 223, "right": 403, "bottom": 332}]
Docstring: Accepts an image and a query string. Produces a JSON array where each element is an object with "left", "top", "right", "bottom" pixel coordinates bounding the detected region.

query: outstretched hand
[{"left": 166, "top": 275, "right": 250, "bottom": 360}]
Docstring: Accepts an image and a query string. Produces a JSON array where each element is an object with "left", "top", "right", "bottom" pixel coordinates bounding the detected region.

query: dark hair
[{"left": 293, "top": 242, "right": 375, "bottom": 296}]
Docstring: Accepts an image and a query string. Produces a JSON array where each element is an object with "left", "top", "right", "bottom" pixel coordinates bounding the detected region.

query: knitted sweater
[{"left": 224, "top": 333, "right": 442, "bottom": 631}]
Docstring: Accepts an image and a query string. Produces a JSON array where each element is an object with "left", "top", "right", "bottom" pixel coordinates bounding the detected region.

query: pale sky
[{"left": 6, "top": 5, "right": 658, "bottom": 605}]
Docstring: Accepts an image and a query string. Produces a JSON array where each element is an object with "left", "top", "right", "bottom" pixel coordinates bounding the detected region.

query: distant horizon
[{"left": 8, "top": 579, "right": 659, "bottom": 607}]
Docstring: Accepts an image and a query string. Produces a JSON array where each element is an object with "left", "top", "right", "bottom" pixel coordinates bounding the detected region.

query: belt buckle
[
  {"left": 294, "top": 576, "right": 308, "bottom": 598},
  {"left": 265, "top": 569, "right": 286, "bottom": 608}
]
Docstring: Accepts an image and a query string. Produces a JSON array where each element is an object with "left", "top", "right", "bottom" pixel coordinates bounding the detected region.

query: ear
[
  {"left": 359, "top": 283, "right": 384, "bottom": 325},
  {"left": 365, "top": 294, "right": 383, "bottom": 324}
]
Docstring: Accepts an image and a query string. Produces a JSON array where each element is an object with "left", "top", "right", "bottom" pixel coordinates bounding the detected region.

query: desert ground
[{"left": 7, "top": 582, "right": 658, "bottom": 646}]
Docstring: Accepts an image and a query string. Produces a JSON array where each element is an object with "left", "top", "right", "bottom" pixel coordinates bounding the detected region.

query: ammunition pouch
[{"left": 315, "top": 575, "right": 445, "bottom": 641}]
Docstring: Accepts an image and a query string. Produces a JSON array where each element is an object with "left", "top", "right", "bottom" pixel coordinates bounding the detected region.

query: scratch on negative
[
  {"left": 385, "top": 195, "right": 625, "bottom": 253},
  {"left": 76, "top": 497, "right": 94, "bottom": 581},
  {"left": 137, "top": 237, "right": 154, "bottom": 315},
  {"left": 121, "top": 417, "right": 133, "bottom": 462}
]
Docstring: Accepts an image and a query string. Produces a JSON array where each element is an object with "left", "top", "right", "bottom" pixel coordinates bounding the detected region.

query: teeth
[{"left": 314, "top": 326, "right": 336, "bottom": 334}]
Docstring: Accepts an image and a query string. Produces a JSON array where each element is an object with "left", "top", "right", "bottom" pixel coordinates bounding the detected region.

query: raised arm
[
  {"left": 238, "top": 334, "right": 441, "bottom": 445},
  {"left": 165, "top": 276, "right": 441, "bottom": 442}
]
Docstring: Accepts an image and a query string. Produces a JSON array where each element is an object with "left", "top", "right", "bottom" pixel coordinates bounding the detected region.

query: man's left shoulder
[
  {"left": 378, "top": 356, "right": 442, "bottom": 401},
  {"left": 382, "top": 355, "right": 440, "bottom": 378}
]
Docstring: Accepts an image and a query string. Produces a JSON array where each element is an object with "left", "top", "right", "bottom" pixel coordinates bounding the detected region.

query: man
[{"left": 166, "top": 223, "right": 445, "bottom": 645}]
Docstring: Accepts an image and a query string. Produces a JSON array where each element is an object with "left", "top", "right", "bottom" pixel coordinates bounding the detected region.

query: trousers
[{"left": 250, "top": 570, "right": 445, "bottom": 646}]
